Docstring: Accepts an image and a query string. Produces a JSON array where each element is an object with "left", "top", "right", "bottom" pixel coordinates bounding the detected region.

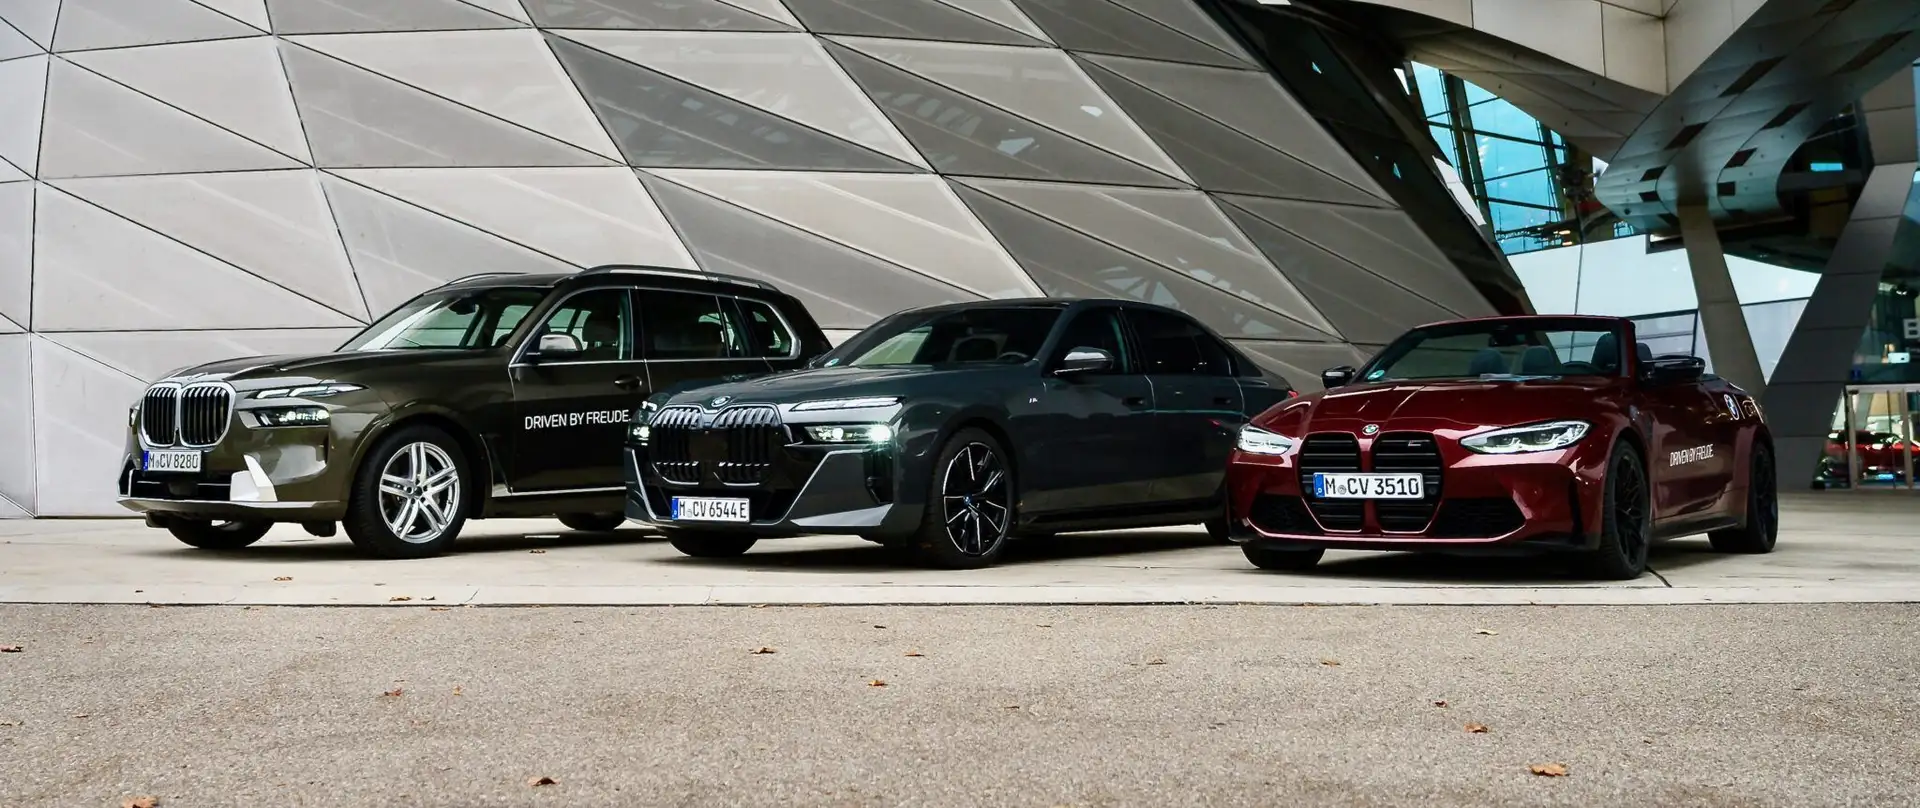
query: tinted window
[
  {"left": 736, "top": 298, "right": 796, "bottom": 358},
  {"left": 536, "top": 288, "right": 632, "bottom": 361},
  {"left": 339, "top": 287, "right": 546, "bottom": 352},
  {"left": 822, "top": 306, "right": 1062, "bottom": 368},
  {"left": 638, "top": 290, "right": 743, "bottom": 360},
  {"left": 1128, "top": 309, "right": 1234, "bottom": 376},
  {"left": 1052, "top": 308, "right": 1130, "bottom": 373},
  {"left": 1365, "top": 320, "right": 1622, "bottom": 381}
]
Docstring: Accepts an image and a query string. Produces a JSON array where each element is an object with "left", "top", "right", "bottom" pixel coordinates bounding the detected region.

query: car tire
[
  {"left": 167, "top": 519, "right": 272, "bottom": 550},
  {"left": 1204, "top": 516, "right": 1232, "bottom": 544},
  {"left": 557, "top": 512, "right": 626, "bottom": 532},
  {"left": 1573, "top": 439, "right": 1652, "bottom": 580},
  {"left": 914, "top": 427, "right": 1015, "bottom": 570},
  {"left": 343, "top": 425, "right": 471, "bottom": 560},
  {"left": 1242, "top": 543, "right": 1324, "bottom": 571},
  {"left": 664, "top": 530, "right": 757, "bottom": 558},
  {"left": 1708, "top": 442, "right": 1778, "bottom": 554}
]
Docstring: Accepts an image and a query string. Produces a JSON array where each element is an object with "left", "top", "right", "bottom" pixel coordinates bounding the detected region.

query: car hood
[
  {"left": 1257, "top": 377, "right": 1622, "bottom": 436},
  {"left": 660, "top": 365, "right": 994, "bottom": 406},
  {"left": 160, "top": 350, "right": 473, "bottom": 388}
]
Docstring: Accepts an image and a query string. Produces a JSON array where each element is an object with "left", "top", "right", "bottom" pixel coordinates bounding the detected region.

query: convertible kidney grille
[
  {"left": 1370, "top": 432, "right": 1443, "bottom": 532},
  {"left": 1298, "top": 433, "right": 1363, "bottom": 531}
]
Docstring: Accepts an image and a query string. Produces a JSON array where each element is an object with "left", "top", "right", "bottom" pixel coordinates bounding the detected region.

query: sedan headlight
[
  {"left": 791, "top": 396, "right": 899, "bottom": 412},
  {"left": 629, "top": 423, "right": 650, "bottom": 444},
  {"left": 1461, "top": 420, "right": 1590, "bottom": 454},
  {"left": 252, "top": 383, "right": 364, "bottom": 400},
  {"left": 805, "top": 424, "right": 894, "bottom": 444},
  {"left": 253, "top": 406, "right": 331, "bottom": 427},
  {"left": 1236, "top": 425, "right": 1298, "bottom": 456}
]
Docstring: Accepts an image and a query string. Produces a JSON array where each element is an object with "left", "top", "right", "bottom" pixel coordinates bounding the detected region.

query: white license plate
[
  {"left": 1312, "top": 472, "right": 1423, "bottom": 499},
  {"left": 142, "top": 450, "right": 203, "bottom": 473},
  {"left": 671, "top": 497, "right": 750, "bottom": 522}
]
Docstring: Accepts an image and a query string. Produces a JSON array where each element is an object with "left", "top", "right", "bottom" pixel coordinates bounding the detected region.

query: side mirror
[
  {"left": 1321, "top": 365, "right": 1356, "bottom": 388},
  {"left": 530, "top": 333, "right": 582, "bottom": 361},
  {"left": 1055, "top": 347, "right": 1114, "bottom": 376},
  {"left": 1640, "top": 355, "right": 1705, "bottom": 385}
]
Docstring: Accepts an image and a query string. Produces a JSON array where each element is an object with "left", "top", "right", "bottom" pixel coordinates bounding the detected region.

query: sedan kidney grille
[{"left": 648, "top": 406, "right": 703, "bottom": 484}]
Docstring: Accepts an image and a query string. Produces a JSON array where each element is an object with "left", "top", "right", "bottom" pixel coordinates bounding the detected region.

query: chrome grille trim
[
  {"left": 178, "top": 382, "right": 235, "bottom": 448},
  {"left": 139, "top": 383, "right": 182, "bottom": 447}
]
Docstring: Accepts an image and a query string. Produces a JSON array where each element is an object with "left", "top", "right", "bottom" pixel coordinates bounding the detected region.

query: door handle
[{"left": 614, "top": 375, "right": 642, "bottom": 391}]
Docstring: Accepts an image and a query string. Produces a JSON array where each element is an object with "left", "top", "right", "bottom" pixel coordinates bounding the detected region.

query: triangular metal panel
[
  {"left": 822, "top": 40, "right": 1183, "bottom": 187},
  {"left": 0, "top": 160, "right": 23, "bottom": 182},
  {"left": 0, "top": 14, "right": 42, "bottom": 58},
  {"left": 0, "top": 0, "right": 61, "bottom": 49},
  {"left": 947, "top": 180, "right": 1335, "bottom": 341},
  {"left": 715, "top": 0, "right": 800, "bottom": 27},
  {"left": 30, "top": 186, "right": 361, "bottom": 331},
  {"left": 557, "top": 30, "right": 922, "bottom": 167},
  {"left": 0, "top": 333, "right": 34, "bottom": 515},
  {"left": 291, "top": 29, "right": 622, "bottom": 162},
  {"left": 51, "top": 328, "right": 363, "bottom": 383},
  {"left": 1101, "top": 0, "right": 1253, "bottom": 64},
  {"left": 829, "top": 36, "right": 1185, "bottom": 180},
  {"left": 1077, "top": 56, "right": 1388, "bottom": 207},
  {"left": 279, "top": 42, "right": 615, "bottom": 169},
  {"left": 190, "top": 0, "right": 270, "bottom": 29},
  {"left": 52, "top": 0, "right": 257, "bottom": 52},
  {"left": 0, "top": 180, "right": 28, "bottom": 328},
  {"left": 781, "top": 0, "right": 1043, "bottom": 46},
  {"left": 1010, "top": 0, "right": 1245, "bottom": 69},
  {"left": 547, "top": 34, "right": 918, "bottom": 172},
  {"left": 640, "top": 170, "right": 980, "bottom": 329},
  {"left": 265, "top": 0, "right": 520, "bottom": 34},
  {"left": 67, "top": 37, "right": 313, "bottom": 163},
  {"left": 0, "top": 56, "right": 47, "bottom": 177},
  {"left": 929, "top": 0, "right": 1048, "bottom": 41},
  {"left": 459, "top": 0, "right": 530, "bottom": 23},
  {"left": 53, "top": 172, "right": 370, "bottom": 320},
  {"left": 520, "top": 0, "right": 787, "bottom": 30},
  {"left": 28, "top": 337, "right": 147, "bottom": 515},
  {"left": 38, "top": 59, "right": 304, "bottom": 178}
]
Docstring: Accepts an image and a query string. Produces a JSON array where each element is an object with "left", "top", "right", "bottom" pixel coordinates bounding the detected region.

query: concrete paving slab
[{"left": 2, "top": 492, "right": 1915, "bottom": 605}]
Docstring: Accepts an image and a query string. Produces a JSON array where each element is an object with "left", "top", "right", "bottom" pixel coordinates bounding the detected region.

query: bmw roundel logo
[
  {"left": 708, "top": 395, "right": 733, "bottom": 408},
  {"left": 1362, "top": 424, "right": 1380, "bottom": 435}
]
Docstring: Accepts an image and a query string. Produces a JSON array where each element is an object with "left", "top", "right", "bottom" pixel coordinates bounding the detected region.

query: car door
[
  {"left": 633, "top": 289, "right": 776, "bottom": 397},
  {"left": 1640, "top": 363, "right": 1723, "bottom": 520},
  {"left": 1124, "top": 307, "right": 1243, "bottom": 505},
  {"left": 1019, "top": 306, "right": 1157, "bottom": 514},
  {"left": 508, "top": 286, "right": 648, "bottom": 493}
]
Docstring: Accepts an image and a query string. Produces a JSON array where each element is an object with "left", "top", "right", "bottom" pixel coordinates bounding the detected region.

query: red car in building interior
[{"left": 1224, "top": 315, "right": 1778, "bottom": 580}]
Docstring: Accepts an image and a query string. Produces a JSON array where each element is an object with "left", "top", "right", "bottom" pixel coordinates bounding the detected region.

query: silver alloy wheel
[
  {"left": 376, "top": 442, "right": 461, "bottom": 544},
  {"left": 941, "top": 442, "right": 1009, "bottom": 556}
]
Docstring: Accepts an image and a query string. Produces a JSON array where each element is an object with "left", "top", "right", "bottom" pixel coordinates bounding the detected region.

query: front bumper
[
  {"left": 1226, "top": 430, "right": 1611, "bottom": 554},
  {"left": 116, "top": 415, "right": 374, "bottom": 523},
  {"left": 623, "top": 443, "right": 920, "bottom": 538}
]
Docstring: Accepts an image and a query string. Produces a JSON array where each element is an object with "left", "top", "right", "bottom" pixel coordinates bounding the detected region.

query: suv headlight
[
  {"left": 1461, "top": 420, "right": 1590, "bottom": 454},
  {"left": 254, "top": 406, "right": 331, "bottom": 427},
  {"left": 804, "top": 424, "right": 894, "bottom": 444},
  {"left": 792, "top": 396, "right": 899, "bottom": 412},
  {"left": 252, "top": 383, "right": 364, "bottom": 400},
  {"left": 1236, "top": 425, "right": 1298, "bottom": 456}
]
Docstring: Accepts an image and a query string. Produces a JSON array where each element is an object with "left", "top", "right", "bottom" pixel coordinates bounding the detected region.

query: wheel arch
[{"left": 346, "top": 407, "right": 495, "bottom": 518}]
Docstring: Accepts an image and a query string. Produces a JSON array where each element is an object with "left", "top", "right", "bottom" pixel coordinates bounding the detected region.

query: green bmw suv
[{"left": 118, "top": 265, "right": 830, "bottom": 558}]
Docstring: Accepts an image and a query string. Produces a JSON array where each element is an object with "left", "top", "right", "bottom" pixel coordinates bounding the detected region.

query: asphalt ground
[{"left": 2, "top": 603, "right": 1916, "bottom": 807}]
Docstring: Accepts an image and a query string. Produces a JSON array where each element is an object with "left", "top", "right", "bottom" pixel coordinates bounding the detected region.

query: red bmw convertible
[{"left": 1224, "top": 315, "right": 1777, "bottom": 580}]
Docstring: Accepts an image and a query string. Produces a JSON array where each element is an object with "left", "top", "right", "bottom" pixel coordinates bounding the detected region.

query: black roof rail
[
  {"left": 575, "top": 265, "right": 773, "bottom": 291},
  {"left": 440, "top": 272, "right": 523, "bottom": 286}
]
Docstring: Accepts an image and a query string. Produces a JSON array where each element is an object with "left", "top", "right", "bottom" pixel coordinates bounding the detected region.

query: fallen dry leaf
[
  {"left": 422, "top": 596, "right": 436, "bottom": 602},
  {"left": 452, "top": 686, "right": 463, "bottom": 696},
  {"left": 1319, "top": 659, "right": 1340, "bottom": 667},
  {"left": 121, "top": 797, "right": 159, "bottom": 808},
  {"left": 867, "top": 679, "right": 887, "bottom": 687},
  {"left": 749, "top": 604, "right": 768, "bottom": 609},
  {"left": 1433, "top": 700, "right": 1449, "bottom": 708},
  {"left": 1529, "top": 763, "right": 1569, "bottom": 777},
  {"left": 382, "top": 688, "right": 404, "bottom": 698},
  {"left": 526, "top": 776, "right": 556, "bottom": 787},
  {"left": 1035, "top": 624, "right": 1052, "bottom": 628},
  {"left": 389, "top": 596, "right": 412, "bottom": 602},
  {"left": 0, "top": 720, "right": 18, "bottom": 726},
  {"left": 529, "top": 549, "right": 546, "bottom": 554},
  {"left": 0, "top": 645, "right": 21, "bottom": 653},
  {"left": 273, "top": 576, "right": 291, "bottom": 582},
  {"left": 873, "top": 625, "right": 886, "bottom": 629},
  {"left": 1475, "top": 629, "right": 1499, "bottom": 636},
  {"left": 904, "top": 651, "right": 925, "bottom": 658},
  {"left": 430, "top": 607, "right": 452, "bottom": 612},
  {"left": 750, "top": 647, "right": 777, "bottom": 655},
  {"left": 1004, "top": 705, "right": 1020, "bottom": 710},
  {"left": 71, "top": 713, "right": 91, "bottom": 719},
  {"left": 1465, "top": 723, "right": 1489, "bottom": 734},
  {"left": 1145, "top": 658, "right": 1167, "bottom": 666}
]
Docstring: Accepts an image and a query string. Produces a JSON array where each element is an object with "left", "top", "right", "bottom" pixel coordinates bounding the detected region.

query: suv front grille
[
  {"left": 647, "top": 404, "right": 788, "bottom": 486},
  {"left": 1370, "top": 432, "right": 1442, "bottom": 532},
  {"left": 139, "top": 382, "right": 233, "bottom": 447},
  {"left": 1297, "top": 433, "right": 1363, "bottom": 530}
]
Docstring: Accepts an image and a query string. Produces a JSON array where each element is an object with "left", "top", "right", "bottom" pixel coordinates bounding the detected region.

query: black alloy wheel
[
  {"left": 1575, "top": 440, "right": 1651, "bottom": 580},
  {"left": 915, "top": 428, "right": 1013, "bottom": 569},
  {"left": 166, "top": 519, "right": 272, "bottom": 550},
  {"left": 1709, "top": 443, "right": 1779, "bottom": 553}
]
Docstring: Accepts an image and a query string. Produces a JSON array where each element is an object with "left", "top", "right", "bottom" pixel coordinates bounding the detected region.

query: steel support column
[{"left": 1677, "top": 203, "right": 1765, "bottom": 394}]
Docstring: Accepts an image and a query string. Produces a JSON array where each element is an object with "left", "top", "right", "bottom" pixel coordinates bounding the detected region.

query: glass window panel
[
  {"left": 539, "top": 288, "right": 633, "bottom": 361},
  {"left": 1413, "top": 63, "right": 1448, "bottom": 119},
  {"left": 636, "top": 290, "right": 741, "bottom": 360},
  {"left": 1462, "top": 79, "right": 1495, "bottom": 106},
  {"left": 1052, "top": 308, "right": 1131, "bottom": 372},
  {"left": 1429, "top": 124, "right": 1458, "bottom": 166},
  {"left": 1474, "top": 135, "right": 1552, "bottom": 181},
  {"left": 735, "top": 298, "right": 796, "bottom": 358},
  {"left": 1488, "top": 200, "right": 1556, "bottom": 236},
  {"left": 1484, "top": 169, "right": 1557, "bottom": 208},
  {"left": 1463, "top": 97, "right": 1544, "bottom": 141},
  {"left": 1126, "top": 307, "right": 1235, "bottom": 376}
]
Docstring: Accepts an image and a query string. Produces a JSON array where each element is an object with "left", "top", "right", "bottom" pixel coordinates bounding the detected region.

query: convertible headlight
[
  {"left": 805, "top": 424, "right": 894, "bottom": 444},
  {"left": 1461, "top": 420, "right": 1590, "bottom": 454},
  {"left": 1236, "top": 425, "right": 1298, "bottom": 456},
  {"left": 253, "top": 406, "right": 331, "bottom": 427},
  {"left": 791, "top": 396, "right": 900, "bottom": 412},
  {"left": 252, "top": 383, "right": 364, "bottom": 400}
]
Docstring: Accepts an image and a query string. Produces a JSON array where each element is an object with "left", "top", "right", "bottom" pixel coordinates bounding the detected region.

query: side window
[
  {"left": 488, "top": 302, "right": 534, "bottom": 347},
  {"left": 1127, "top": 309, "right": 1235, "bottom": 376},
  {"left": 638, "top": 290, "right": 741, "bottom": 360},
  {"left": 1051, "top": 308, "right": 1130, "bottom": 373},
  {"left": 735, "top": 299, "right": 796, "bottom": 358},
  {"left": 534, "top": 289, "right": 632, "bottom": 361}
]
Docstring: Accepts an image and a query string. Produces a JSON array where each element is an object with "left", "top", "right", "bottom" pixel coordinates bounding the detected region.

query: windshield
[
  {"left": 818, "top": 306, "right": 1063, "bottom": 368},
  {"left": 1362, "top": 319, "right": 1627, "bottom": 382},
  {"left": 338, "top": 287, "right": 546, "bottom": 352}
]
